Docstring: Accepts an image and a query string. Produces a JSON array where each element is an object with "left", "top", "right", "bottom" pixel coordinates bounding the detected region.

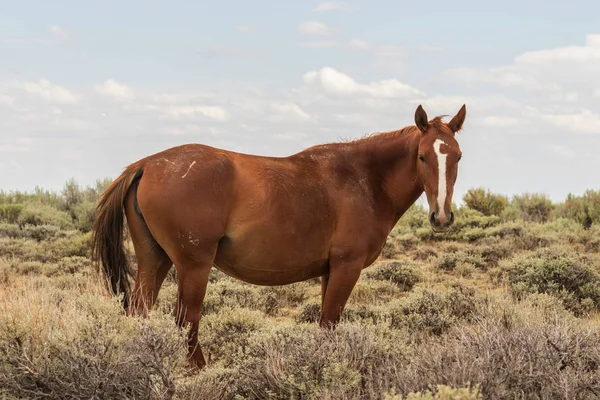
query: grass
[{"left": 0, "top": 182, "right": 600, "bottom": 399}]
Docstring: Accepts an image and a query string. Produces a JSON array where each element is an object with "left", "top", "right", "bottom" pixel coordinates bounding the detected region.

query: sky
[{"left": 1, "top": 0, "right": 599, "bottom": 204}]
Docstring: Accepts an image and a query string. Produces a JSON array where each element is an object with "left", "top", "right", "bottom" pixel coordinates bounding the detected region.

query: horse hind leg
[
  {"left": 173, "top": 255, "right": 214, "bottom": 371},
  {"left": 125, "top": 188, "right": 173, "bottom": 317}
]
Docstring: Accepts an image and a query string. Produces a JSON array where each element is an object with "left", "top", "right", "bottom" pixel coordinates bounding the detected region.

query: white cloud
[
  {"left": 0, "top": 95, "right": 15, "bottom": 107},
  {"left": 313, "top": 2, "right": 356, "bottom": 11},
  {"left": 532, "top": 108, "right": 600, "bottom": 135},
  {"left": 50, "top": 25, "right": 69, "bottom": 41},
  {"left": 447, "top": 33, "right": 600, "bottom": 95},
  {"left": 162, "top": 105, "right": 229, "bottom": 121},
  {"left": 15, "top": 79, "right": 79, "bottom": 104},
  {"left": 303, "top": 67, "right": 424, "bottom": 98},
  {"left": 297, "top": 41, "right": 336, "bottom": 48},
  {"left": 236, "top": 25, "right": 254, "bottom": 32},
  {"left": 269, "top": 102, "right": 311, "bottom": 121},
  {"left": 516, "top": 34, "right": 600, "bottom": 64},
  {"left": 201, "top": 46, "right": 264, "bottom": 59},
  {"left": 94, "top": 79, "right": 135, "bottom": 101},
  {"left": 479, "top": 115, "right": 520, "bottom": 127},
  {"left": 446, "top": 66, "right": 552, "bottom": 91},
  {"left": 298, "top": 21, "right": 334, "bottom": 36},
  {"left": 348, "top": 39, "right": 369, "bottom": 51},
  {"left": 550, "top": 145, "right": 576, "bottom": 158}
]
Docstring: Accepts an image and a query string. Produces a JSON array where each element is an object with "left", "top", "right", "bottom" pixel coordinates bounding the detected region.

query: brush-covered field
[{"left": 1, "top": 180, "right": 600, "bottom": 399}]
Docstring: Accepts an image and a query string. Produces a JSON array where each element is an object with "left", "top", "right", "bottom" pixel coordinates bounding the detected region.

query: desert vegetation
[{"left": 1, "top": 180, "right": 600, "bottom": 399}]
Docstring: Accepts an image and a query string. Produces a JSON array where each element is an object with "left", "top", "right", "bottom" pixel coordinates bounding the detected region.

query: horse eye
[
  {"left": 418, "top": 155, "right": 425, "bottom": 162},
  {"left": 458, "top": 155, "right": 463, "bottom": 162}
]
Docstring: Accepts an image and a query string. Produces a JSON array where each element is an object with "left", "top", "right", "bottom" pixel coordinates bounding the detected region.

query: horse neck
[{"left": 350, "top": 128, "right": 424, "bottom": 222}]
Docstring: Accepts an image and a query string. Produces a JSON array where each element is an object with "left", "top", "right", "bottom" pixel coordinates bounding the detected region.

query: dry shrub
[
  {"left": 501, "top": 247, "right": 600, "bottom": 316},
  {"left": 203, "top": 321, "right": 410, "bottom": 400},
  {"left": 386, "top": 384, "right": 482, "bottom": 400},
  {"left": 0, "top": 281, "right": 188, "bottom": 400},
  {"left": 394, "top": 295, "right": 600, "bottom": 399}
]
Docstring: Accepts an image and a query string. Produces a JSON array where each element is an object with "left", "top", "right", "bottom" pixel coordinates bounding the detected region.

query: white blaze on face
[{"left": 433, "top": 138, "right": 448, "bottom": 219}]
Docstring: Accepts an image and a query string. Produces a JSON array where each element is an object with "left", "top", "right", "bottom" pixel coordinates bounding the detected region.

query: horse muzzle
[{"left": 429, "top": 210, "right": 454, "bottom": 232}]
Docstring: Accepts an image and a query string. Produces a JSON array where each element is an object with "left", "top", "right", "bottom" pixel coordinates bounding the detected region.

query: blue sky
[{"left": 1, "top": 0, "right": 599, "bottom": 203}]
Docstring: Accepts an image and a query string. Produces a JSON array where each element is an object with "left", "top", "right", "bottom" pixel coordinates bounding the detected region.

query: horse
[{"left": 91, "top": 104, "right": 467, "bottom": 370}]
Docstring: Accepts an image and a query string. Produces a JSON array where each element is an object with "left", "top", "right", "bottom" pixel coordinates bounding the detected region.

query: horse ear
[
  {"left": 414, "top": 105, "right": 429, "bottom": 133},
  {"left": 448, "top": 104, "right": 467, "bottom": 133}
]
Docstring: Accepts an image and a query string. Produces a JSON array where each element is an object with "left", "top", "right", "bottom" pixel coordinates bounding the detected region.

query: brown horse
[{"left": 92, "top": 104, "right": 467, "bottom": 369}]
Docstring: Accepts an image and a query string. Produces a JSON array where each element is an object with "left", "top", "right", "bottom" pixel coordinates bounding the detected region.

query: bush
[
  {"left": 388, "top": 286, "right": 478, "bottom": 335},
  {"left": 0, "top": 289, "right": 188, "bottom": 400},
  {"left": 434, "top": 249, "right": 487, "bottom": 271},
  {"left": 198, "top": 307, "right": 268, "bottom": 363},
  {"left": 501, "top": 247, "right": 600, "bottom": 315},
  {"left": 218, "top": 322, "right": 410, "bottom": 399},
  {"left": 396, "top": 297, "right": 600, "bottom": 399},
  {"left": 386, "top": 384, "right": 482, "bottom": 400},
  {"left": 554, "top": 189, "right": 600, "bottom": 228},
  {"left": 365, "top": 260, "right": 422, "bottom": 291},
  {"left": 463, "top": 188, "right": 509, "bottom": 217},
  {"left": 0, "top": 204, "right": 24, "bottom": 224},
  {"left": 512, "top": 193, "right": 554, "bottom": 223},
  {"left": 73, "top": 200, "right": 97, "bottom": 232},
  {"left": 17, "top": 203, "right": 74, "bottom": 230},
  {"left": 202, "top": 280, "right": 265, "bottom": 315}
]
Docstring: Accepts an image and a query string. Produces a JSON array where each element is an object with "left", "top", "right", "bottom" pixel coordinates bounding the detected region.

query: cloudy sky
[{"left": 1, "top": 0, "right": 599, "bottom": 204}]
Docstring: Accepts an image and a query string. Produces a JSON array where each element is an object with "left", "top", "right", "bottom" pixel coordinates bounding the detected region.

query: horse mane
[
  {"left": 299, "top": 115, "right": 452, "bottom": 155},
  {"left": 346, "top": 115, "right": 451, "bottom": 144}
]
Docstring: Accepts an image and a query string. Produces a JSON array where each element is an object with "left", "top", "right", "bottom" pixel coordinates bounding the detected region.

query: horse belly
[{"left": 213, "top": 229, "right": 331, "bottom": 285}]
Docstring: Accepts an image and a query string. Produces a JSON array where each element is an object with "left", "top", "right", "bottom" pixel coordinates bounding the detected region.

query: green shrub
[
  {"left": 198, "top": 307, "right": 268, "bottom": 363},
  {"left": 0, "top": 204, "right": 24, "bottom": 224},
  {"left": 512, "top": 193, "right": 554, "bottom": 223},
  {"left": 463, "top": 187, "right": 509, "bottom": 217},
  {"left": 365, "top": 260, "right": 422, "bottom": 291},
  {"left": 388, "top": 287, "right": 478, "bottom": 335},
  {"left": 434, "top": 250, "right": 486, "bottom": 271},
  {"left": 202, "top": 279, "right": 264, "bottom": 315},
  {"left": 73, "top": 200, "right": 97, "bottom": 232},
  {"left": 295, "top": 298, "right": 322, "bottom": 323},
  {"left": 554, "top": 189, "right": 600, "bottom": 228},
  {"left": 501, "top": 247, "right": 600, "bottom": 315},
  {"left": 258, "top": 282, "right": 310, "bottom": 316},
  {"left": 17, "top": 203, "right": 74, "bottom": 229},
  {"left": 60, "top": 178, "right": 84, "bottom": 218},
  {"left": 21, "top": 224, "right": 60, "bottom": 241}
]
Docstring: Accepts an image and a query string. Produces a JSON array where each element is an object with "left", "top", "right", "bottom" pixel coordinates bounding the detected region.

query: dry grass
[{"left": 1, "top": 185, "right": 600, "bottom": 399}]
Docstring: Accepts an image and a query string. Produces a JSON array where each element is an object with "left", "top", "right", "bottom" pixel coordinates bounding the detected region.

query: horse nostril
[
  {"left": 430, "top": 212, "right": 437, "bottom": 225},
  {"left": 449, "top": 211, "right": 455, "bottom": 225}
]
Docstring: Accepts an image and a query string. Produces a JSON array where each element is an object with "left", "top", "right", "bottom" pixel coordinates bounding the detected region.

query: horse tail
[{"left": 91, "top": 162, "right": 144, "bottom": 310}]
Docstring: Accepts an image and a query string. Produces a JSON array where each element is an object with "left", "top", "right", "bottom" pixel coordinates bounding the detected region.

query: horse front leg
[{"left": 319, "top": 256, "right": 363, "bottom": 328}]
